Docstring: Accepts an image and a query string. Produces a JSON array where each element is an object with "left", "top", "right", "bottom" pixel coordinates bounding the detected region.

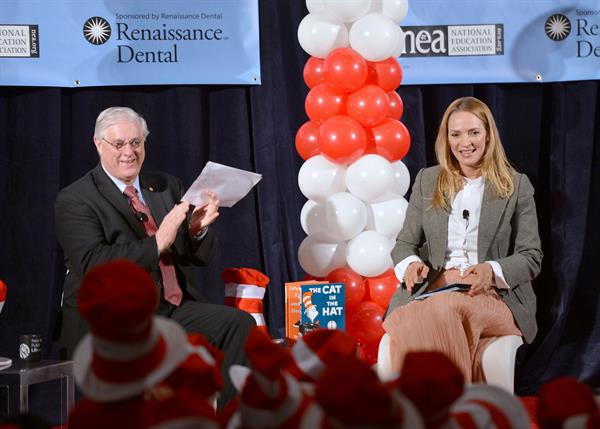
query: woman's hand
[
  {"left": 404, "top": 261, "right": 429, "bottom": 293},
  {"left": 461, "top": 263, "right": 494, "bottom": 296}
]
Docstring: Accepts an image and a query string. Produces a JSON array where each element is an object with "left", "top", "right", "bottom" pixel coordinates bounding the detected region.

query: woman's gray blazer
[{"left": 386, "top": 165, "right": 543, "bottom": 343}]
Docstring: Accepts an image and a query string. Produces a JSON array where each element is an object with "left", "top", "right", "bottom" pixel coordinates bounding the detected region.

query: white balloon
[
  {"left": 297, "top": 13, "right": 349, "bottom": 58},
  {"left": 346, "top": 154, "right": 394, "bottom": 203},
  {"left": 298, "top": 155, "right": 347, "bottom": 203},
  {"left": 344, "top": 22, "right": 353, "bottom": 35},
  {"left": 346, "top": 230, "right": 393, "bottom": 277},
  {"left": 369, "top": 0, "right": 409, "bottom": 23},
  {"left": 325, "top": 192, "right": 368, "bottom": 241},
  {"left": 391, "top": 160, "right": 410, "bottom": 197},
  {"left": 349, "top": 13, "right": 400, "bottom": 61},
  {"left": 306, "top": 0, "right": 327, "bottom": 14},
  {"left": 392, "top": 26, "right": 406, "bottom": 57},
  {"left": 299, "top": 234, "right": 347, "bottom": 277},
  {"left": 323, "top": 0, "right": 372, "bottom": 23},
  {"left": 300, "top": 200, "right": 327, "bottom": 236},
  {"left": 367, "top": 195, "right": 409, "bottom": 238}
]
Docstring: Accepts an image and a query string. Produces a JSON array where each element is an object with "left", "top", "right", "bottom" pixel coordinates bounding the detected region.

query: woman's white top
[{"left": 394, "top": 176, "right": 509, "bottom": 288}]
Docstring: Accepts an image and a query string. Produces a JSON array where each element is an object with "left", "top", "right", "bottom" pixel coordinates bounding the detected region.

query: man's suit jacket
[
  {"left": 55, "top": 164, "right": 216, "bottom": 357},
  {"left": 387, "top": 166, "right": 543, "bottom": 343}
]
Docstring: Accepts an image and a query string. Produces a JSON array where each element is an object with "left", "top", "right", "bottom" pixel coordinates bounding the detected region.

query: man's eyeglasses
[{"left": 101, "top": 137, "right": 144, "bottom": 151}]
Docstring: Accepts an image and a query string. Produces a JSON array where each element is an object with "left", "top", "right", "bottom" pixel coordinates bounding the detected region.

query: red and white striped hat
[
  {"left": 222, "top": 268, "right": 269, "bottom": 330},
  {"left": 68, "top": 387, "right": 219, "bottom": 429},
  {"left": 141, "top": 388, "right": 219, "bottom": 429},
  {"left": 397, "top": 351, "right": 464, "bottom": 428},
  {"left": 449, "top": 384, "right": 531, "bottom": 429},
  {"left": 233, "top": 328, "right": 326, "bottom": 429},
  {"left": 302, "top": 291, "right": 314, "bottom": 312},
  {"left": 73, "top": 260, "right": 190, "bottom": 402},
  {"left": 537, "top": 377, "right": 600, "bottom": 429},
  {"left": 68, "top": 395, "right": 146, "bottom": 429},
  {"left": 315, "top": 355, "right": 425, "bottom": 428},
  {"left": 287, "top": 328, "right": 358, "bottom": 382},
  {"left": 560, "top": 413, "right": 600, "bottom": 429},
  {"left": 223, "top": 391, "right": 326, "bottom": 429},
  {"left": 0, "top": 279, "right": 6, "bottom": 314},
  {"left": 163, "top": 333, "right": 224, "bottom": 400}
]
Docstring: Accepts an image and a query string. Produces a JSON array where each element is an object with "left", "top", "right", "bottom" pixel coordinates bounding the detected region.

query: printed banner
[
  {"left": 2, "top": 1, "right": 598, "bottom": 87},
  {"left": 0, "top": 0, "right": 260, "bottom": 87},
  {"left": 398, "top": 1, "right": 600, "bottom": 84}
]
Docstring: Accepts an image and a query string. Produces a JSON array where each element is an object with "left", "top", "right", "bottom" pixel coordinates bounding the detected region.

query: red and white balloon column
[{"left": 296, "top": 0, "right": 411, "bottom": 364}]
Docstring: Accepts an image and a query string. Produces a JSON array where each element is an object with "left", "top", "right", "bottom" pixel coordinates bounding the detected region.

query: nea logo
[
  {"left": 83, "top": 16, "right": 111, "bottom": 45},
  {"left": 399, "top": 24, "right": 503, "bottom": 57},
  {"left": 400, "top": 26, "right": 447, "bottom": 57}
]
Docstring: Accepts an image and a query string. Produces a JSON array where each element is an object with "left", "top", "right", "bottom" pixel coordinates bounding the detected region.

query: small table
[{"left": 0, "top": 359, "right": 74, "bottom": 424}]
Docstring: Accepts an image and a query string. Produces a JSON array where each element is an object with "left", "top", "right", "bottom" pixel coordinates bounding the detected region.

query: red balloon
[
  {"left": 303, "top": 57, "right": 326, "bottom": 89},
  {"left": 358, "top": 340, "right": 380, "bottom": 366},
  {"left": 387, "top": 91, "right": 404, "bottom": 120},
  {"left": 366, "top": 268, "right": 401, "bottom": 308},
  {"left": 355, "top": 343, "right": 366, "bottom": 360},
  {"left": 323, "top": 48, "right": 368, "bottom": 93},
  {"left": 347, "top": 85, "right": 390, "bottom": 128},
  {"left": 295, "top": 121, "right": 320, "bottom": 160},
  {"left": 367, "top": 57, "right": 403, "bottom": 91},
  {"left": 305, "top": 83, "right": 346, "bottom": 124},
  {"left": 327, "top": 266, "right": 365, "bottom": 312},
  {"left": 371, "top": 119, "right": 411, "bottom": 162},
  {"left": 363, "top": 129, "right": 378, "bottom": 155},
  {"left": 318, "top": 115, "right": 367, "bottom": 165},
  {"left": 347, "top": 301, "right": 385, "bottom": 345}
]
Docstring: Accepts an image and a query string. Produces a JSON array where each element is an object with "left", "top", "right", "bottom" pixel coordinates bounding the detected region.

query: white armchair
[
  {"left": 481, "top": 334, "right": 523, "bottom": 394},
  {"left": 376, "top": 333, "right": 523, "bottom": 394},
  {"left": 376, "top": 333, "right": 395, "bottom": 382}
]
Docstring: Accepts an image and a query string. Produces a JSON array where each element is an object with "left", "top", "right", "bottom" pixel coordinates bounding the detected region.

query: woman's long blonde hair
[{"left": 432, "top": 97, "right": 516, "bottom": 210}]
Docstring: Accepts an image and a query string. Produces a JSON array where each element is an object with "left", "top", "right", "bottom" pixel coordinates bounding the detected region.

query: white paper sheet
[
  {"left": 182, "top": 161, "right": 262, "bottom": 208},
  {"left": 0, "top": 357, "right": 11, "bottom": 371}
]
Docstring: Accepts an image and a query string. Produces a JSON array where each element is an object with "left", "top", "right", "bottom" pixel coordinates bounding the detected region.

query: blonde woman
[{"left": 383, "top": 97, "right": 543, "bottom": 382}]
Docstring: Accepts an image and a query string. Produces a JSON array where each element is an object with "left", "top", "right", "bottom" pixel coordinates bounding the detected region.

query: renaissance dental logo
[
  {"left": 82, "top": 14, "right": 227, "bottom": 63},
  {"left": 83, "top": 16, "right": 112, "bottom": 45},
  {"left": 544, "top": 14, "right": 571, "bottom": 41},
  {"left": 545, "top": 10, "right": 600, "bottom": 58},
  {"left": 399, "top": 24, "right": 504, "bottom": 57},
  {"left": 0, "top": 24, "right": 39, "bottom": 58}
]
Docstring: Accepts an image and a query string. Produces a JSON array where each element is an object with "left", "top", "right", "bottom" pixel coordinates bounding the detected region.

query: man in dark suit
[{"left": 55, "top": 106, "right": 255, "bottom": 408}]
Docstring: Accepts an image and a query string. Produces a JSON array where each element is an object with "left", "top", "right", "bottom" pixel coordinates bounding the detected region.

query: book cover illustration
[
  {"left": 284, "top": 280, "right": 328, "bottom": 340},
  {"left": 300, "top": 282, "right": 345, "bottom": 333}
]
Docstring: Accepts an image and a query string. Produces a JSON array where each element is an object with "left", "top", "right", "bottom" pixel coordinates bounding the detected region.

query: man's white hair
[{"left": 94, "top": 107, "right": 149, "bottom": 140}]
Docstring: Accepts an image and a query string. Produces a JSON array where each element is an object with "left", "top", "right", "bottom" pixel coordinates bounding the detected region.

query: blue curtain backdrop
[{"left": 1, "top": 0, "right": 599, "bottom": 401}]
